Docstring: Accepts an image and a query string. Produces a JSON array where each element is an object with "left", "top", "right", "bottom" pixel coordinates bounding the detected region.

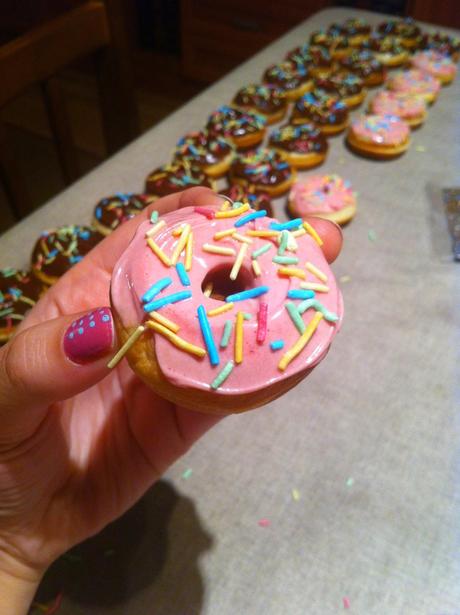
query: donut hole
[{"left": 201, "top": 264, "right": 253, "bottom": 301}]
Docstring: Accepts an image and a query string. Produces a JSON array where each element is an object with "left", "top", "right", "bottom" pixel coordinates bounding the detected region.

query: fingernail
[{"left": 64, "top": 307, "right": 114, "bottom": 364}]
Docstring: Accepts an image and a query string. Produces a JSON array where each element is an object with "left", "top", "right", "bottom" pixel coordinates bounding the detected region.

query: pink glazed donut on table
[
  {"left": 347, "top": 114, "right": 410, "bottom": 158},
  {"left": 109, "top": 202, "right": 343, "bottom": 414},
  {"left": 386, "top": 68, "right": 441, "bottom": 104},
  {"left": 288, "top": 175, "right": 357, "bottom": 225},
  {"left": 369, "top": 90, "right": 427, "bottom": 128},
  {"left": 411, "top": 50, "right": 457, "bottom": 85}
]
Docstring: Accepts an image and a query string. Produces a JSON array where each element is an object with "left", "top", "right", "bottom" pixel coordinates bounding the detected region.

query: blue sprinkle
[
  {"left": 144, "top": 290, "right": 192, "bottom": 313},
  {"left": 80, "top": 230, "right": 90, "bottom": 240},
  {"left": 70, "top": 255, "right": 83, "bottom": 264},
  {"left": 287, "top": 289, "right": 315, "bottom": 300},
  {"left": 141, "top": 277, "right": 172, "bottom": 303},
  {"left": 270, "top": 340, "right": 284, "bottom": 351},
  {"left": 96, "top": 207, "right": 102, "bottom": 220},
  {"left": 197, "top": 305, "right": 219, "bottom": 366},
  {"left": 269, "top": 219, "right": 303, "bottom": 231},
  {"left": 115, "top": 192, "right": 129, "bottom": 202},
  {"left": 176, "top": 263, "right": 191, "bottom": 286},
  {"left": 226, "top": 286, "right": 269, "bottom": 302},
  {"left": 234, "top": 210, "right": 267, "bottom": 227}
]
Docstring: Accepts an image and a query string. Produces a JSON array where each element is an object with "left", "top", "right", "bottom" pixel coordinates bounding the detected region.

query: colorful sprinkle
[
  {"left": 277, "top": 230, "right": 289, "bottom": 255},
  {"left": 220, "top": 320, "right": 233, "bottom": 348},
  {"left": 278, "top": 267, "right": 306, "bottom": 280},
  {"left": 368, "top": 229, "right": 377, "bottom": 242},
  {"left": 203, "top": 282, "right": 213, "bottom": 297},
  {"left": 273, "top": 255, "right": 299, "bottom": 265},
  {"left": 270, "top": 219, "right": 303, "bottom": 231},
  {"left": 207, "top": 302, "right": 234, "bottom": 317},
  {"left": 258, "top": 518, "right": 270, "bottom": 527},
  {"left": 256, "top": 302, "right": 268, "bottom": 343},
  {"left": 107, "top": 325, "right": 146, "bottom": 369},
  {"left": 146, "top": 320, "right": 206, "bottom": 358},
  {"left": 182, "top": 468, "right": 193, "bottom": 479},
  {"left": 278, "top": 311, "right": 324, "bottom": 371},
  {"left": 194, "top": 206, "right": 215, "bottom": 219},
  {"left": 148, "top": 311, "right": 180, "bottom": 333},
  {"left": 234, "top": 210, "right": 267, "bottom": 227},
  {"left": 247, "top": 230, "right": 279, "bottom": 238},
  {"left": 252, "top": 259, "right": 262, "bottom": 276},
  {"left": 252, "top": 243, "right": 272, "bottom": 259},
  {"left": 211, "top": 360, "right": 235, "bottom": 389},
  {"left": 150, "top": 210, "right": 159, "bottom": 223},
  {"left": 233, "top": 232, "right": 253, "bottom": 244},
  {"left": 230, "top": 243, "right": 248, "bottom": 280},
  {"left": 215, "top": 203, "right": 250, "bottom": 218},
  {"left": 285, "top": 302, "right": 306, "bottom": 334},
  {"left": 303, "top": 221, "right": 323, "bottom": 246},
  {"left": 185, "top": 232, "right": 193, "bottom": 271},
  {"left": 292, "top": 488, "right": 300, "bottom": 501},
  {"left": 197, "top": 305, "right": 219, "bottom": 366},
  {"left": 226, "top": 286, "right": 269, "bottom": 302},
  {"left": 176, "top": 262, "right": 190, "bottom": 286},
  {"left": 214, "top": 228, "right": 236, "bottom": 240},
  {"left": 234, "top": 311, "right": 244, "bottom": 364},
  {"left": 287, "top": 289, "right": 315, "bottom": 300},
  {"left": 144, "top": 290, "right": 192, "bottom": 312},
  {"left": 141, "top": 277, "right": 172, "bottom": 303},
  {"left": 297, "top": 299, "right": 338, "bottom": 322},
  {"left": 270, "top": 339, "right": 284, "bottom": 351},
  {"left": 300, "top": 282, "right": 329, "bottom": 292},
  {"left": 305, "top": 261, "right": 328, "bottom": 282},
  {"left": 147, "top": 237, "right": 172, "bottom": 267},
  {"left": 343, "top": 596, "right": 351, "bottom": 609},
  {"left": 171, "top": 224, "right": 191, "bottom": 265},
  {"left": 146, "top": 219, "right": 166, "bottom": 237},
  {"left": 203, "top": 243, "right": 236, "bottom": 256}
]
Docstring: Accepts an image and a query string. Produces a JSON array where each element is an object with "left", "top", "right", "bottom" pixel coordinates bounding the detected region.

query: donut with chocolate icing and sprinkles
[
  {"left": 0, "top": 268, "right": 46, "bottom": 343},
  {"left": 228, "top": 147, "right": 296, "bottom": 197},
  {"left": 338, "top": 50, "right": 385, "bottom": 87},
  {"left": 145, "top": 161, "right": 216, "bottom": 198},
  {"left": 206, "top": 105, "right": 267, "bottom": 149},
  {"left": 232, "top": 84, "right": 287, "bottom": 125},
  {"left": 220, "top": 184, "right": 274, "bottom": 217},
  {"left": 269, "top": 123, "right": 328, "bottom": 169},
  {"left": 173, "top": 130, "right": 235, "bottom": 177},
  {"left": 262, "top": 61, "right": 312, "bottom": 101},
  {"left": 291, "top": 90, "right": 349, "bottom": 135},
  {"left": 93, "top": 193, "right": 156, "bottom": 236},
  {"left": 314, "top": 71, "right": 366, "bottom": 108},
  {"left": 286, "top": 45, "right": 333, "bottom": 78}
]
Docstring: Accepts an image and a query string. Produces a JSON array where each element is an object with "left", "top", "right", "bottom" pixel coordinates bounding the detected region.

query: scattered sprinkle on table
[
  {"left": 343, "top": 596, "right": 351, "bottom": 609},
  {"left": 368, "top": 229, "right": 377, "bottom": 242},
  {"left": 182, "top": 468, "right": 193, "bottom": 479},
  {"left": 292, "top": 488, "right": 300, "bottom": 501},
  {"left": 346, "top": 477, "right": 354, "bottom": 487},
  {"left": 415, "top": 145, "right": 426, "bottom": 152},
  {"left": 340, "top": 275, "right": 351, "bottom": 283},
  {"left": 258, "top": 518, "right": 270, "bottom": 527}
]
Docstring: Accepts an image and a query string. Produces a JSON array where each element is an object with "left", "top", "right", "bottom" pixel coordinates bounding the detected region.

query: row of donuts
[{"left": 1, "top": 17, "right": 458, "bottom": 343}]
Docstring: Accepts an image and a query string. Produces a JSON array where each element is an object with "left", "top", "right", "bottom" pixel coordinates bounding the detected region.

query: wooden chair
[{"left": 0, "top": 0, "right": 139, "bottom": 220}]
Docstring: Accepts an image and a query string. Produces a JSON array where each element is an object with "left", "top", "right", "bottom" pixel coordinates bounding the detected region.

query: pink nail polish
[{"left": 64, "top": 307, "right": 114, "bottom": 364}]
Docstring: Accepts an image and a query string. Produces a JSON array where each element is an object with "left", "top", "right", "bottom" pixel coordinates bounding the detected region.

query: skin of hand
[{"left": 0, "top": 187, "right": 342, "bottom": 613}]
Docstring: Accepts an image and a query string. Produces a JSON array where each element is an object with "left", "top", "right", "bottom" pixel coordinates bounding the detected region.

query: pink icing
[
  {"left": 370, "top": 91, "right": 426, "bottom": 120},
  {"left": 350, "top": 114, "right": 409, "bottom": 145},
  {"left": 111, "top": 205, "right": 343, "bottom": 395},
  {"left": 411, "top": 50, "right": 457, "bottom": 78},
  {"left": 289, "top": 175, "right": 355, "bottom": 215},
  {"left": 387, "top": 69, "right": 441, "bottom": 96}
]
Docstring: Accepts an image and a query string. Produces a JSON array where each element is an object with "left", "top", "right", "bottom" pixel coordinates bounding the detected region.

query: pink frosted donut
[
  {"left": 369, "top": 90, "right": 427, "bottom": 127},
  {"left": 411, "top": 50, "right": 457, "bottom": 84},
  {"left": 110, "top": 203, "right": 343, "bottom": 414},
  {"left": 347, "top": 114, "right": 410, "bottom": 158},
  {"left": 386, "top": 69, "right": 441, "bottom": 103},
  {"left": 288, "top": 175, "right": 356, "bottom": 225}
]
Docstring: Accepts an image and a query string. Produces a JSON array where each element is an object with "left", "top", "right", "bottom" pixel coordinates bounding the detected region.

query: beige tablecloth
[{"left": 1, "top": 7, "right": 459, "bottom": 615}]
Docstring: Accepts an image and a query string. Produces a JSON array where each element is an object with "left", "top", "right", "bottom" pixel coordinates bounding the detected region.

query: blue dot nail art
[
  {"left": 102, "top": 314, "right": 110, "bottom": 322},
  {"left": 68, "top": 331, "right": 74, "bottom": 339},
  {"left": 78, "top": 327, "right": 84, "bottom": 335},
  {"left": 89, "top": 320, "right": 96, "bottom": 328}
]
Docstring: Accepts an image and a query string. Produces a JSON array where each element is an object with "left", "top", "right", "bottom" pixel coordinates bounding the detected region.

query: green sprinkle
[
  {"left": 0, "top": 291, "right": 4, "bottom": 302},
  {"left": 285, "top": 302, "right": 306, "bottom": 334},
  {"left": 368, "top": 229, "right": 377, "bottom": 242},
  {"left": 273, "top": 255, "right": 299, "bottom": 265},
  {"left": 150, "top": 210, "right": 159, "bottom": 223},
  {"left": 243, "top": 313, "right": 252, "bottom": 320},
  {"left": 252, "top": 243, "right": 272, "bottom": 259},
  {"left": 1, "top": 268, "right": 16, "bottom": 277},
  {"left": 182, "top": 468, "right": 193, "bottom": 480},
  {"left": 233, "top": 200, "right": 243, "bottom": 209},
  {"left": 0, "top": 308, "right": 14, "bottom": 318},
  {"left": 211, "top": 360, "right": 235, "bottom": 390},
  {"left": 220, "top": 320, "right": 233, "bottom": 348},
  {"left": 278, "top": 230, "right": 289, "bottom": 255},
  {"left": 346, "top": 477, "right": 354, "bottom": 487},
  {"left": 297, "top": 299, "right": 339, "bottom": 322}
]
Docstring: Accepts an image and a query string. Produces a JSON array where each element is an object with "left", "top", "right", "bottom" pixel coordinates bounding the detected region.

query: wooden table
[{"left": 1, "top": 8, "right": 459, "bottom": 614}]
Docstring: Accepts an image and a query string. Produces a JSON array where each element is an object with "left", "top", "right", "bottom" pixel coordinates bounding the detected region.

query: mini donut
[
  {"left": 263, "top": 61, "right": 312, "bottom": 101},
  {"left": 368, "top": 90, "right": 427, "bottom": 128},
  {"left": 310, "top": 30, "right": 352, "bottom": 59},
  {"left": 228, "top": 148, "right": 295, "bottom": 197},
  {"left": 338, "top": 50, "right": 385, "bottom": 87},
  {"left": 347, "top": 114, "right": 410, "bottom": 159},
  {"left": 288, "top": 175, "right": 356, "bottom": 225},
  {"left": 314, "top": 71, "right": 366, "bottom": 108},
  {"left": 232, "top": 84, "right": 287, "bottom": 125},
  {"left": 0, "top": 268, "right": 46, "bottom": 343},
  {"left": 206, "top": 105, "right": 266, "bottom": 149},
  {"left": 290, "top": 90, "right": 349, "bottom": 135},
  {"left": 386, "top": 68, "right": 441, "bottom": 104},
  {"left": 220, "top": 184, "right": 274, "bottom": 217},
  {"left": 410, "top": 50, "right": 457, "bottom": 85},
  {"left": 328, "top": 18, "right": 371, "bottom": 46},
  {"left": 93, "top": 193, "right": 155, "bottom": 236},
  {"left": 145, "top": 161, "right": 216, "bottom": 198},
  {"left": 360, "top": 35, "right": 409, "bottom": 68},
  {"left": 269, "top": 123, "right": 329, "bottom": 169},
  {"left": 417, "top": 32, "right": 460, "bottom": 62},
  {"left": 173, "top": 130, "right": 235, "bottom": 177},
  {"left": 31, "top": 225, "right": 103, "bottom": 285},
  {"left": 377, "top": 18, "right": 421, "bottom": 49},
  {"left": 109, "top": 203, "right": 343, "bottom": 414},
  {"left": 286, "top": 45, "right": 333, "bottom": 78}
]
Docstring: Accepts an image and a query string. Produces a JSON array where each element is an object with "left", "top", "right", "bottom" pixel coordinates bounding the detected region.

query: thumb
[{"left": 0, "top": 307, "right": 114, "bottom": 439}]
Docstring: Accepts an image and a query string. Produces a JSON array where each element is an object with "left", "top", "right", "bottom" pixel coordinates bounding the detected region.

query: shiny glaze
[
  {"left": 233, "top": 84, "right": 287, "bottom": 115},
  {"left": 314, "top": 71, "right": 364, "bottom": 97},
  {"left": 339, "top": 50, "right": 384, "bottom": 79},
  {"left": 206, "top": 105, "right": 266, "bottom": 139},
  {"left": 291, "top": 90, "right": 349, "bottom": 126},
  {"left": 286, "top": 44, "right": 332, "bottom": 69},
  {"left": 94, "top": 194, "right": 154, "bottom": 231},
  {"left": 145, "top": 161, "right": 214, "bottom": 196},
  {"left": 173, "top": 130, "right": 234, "bottom": 167},
  {"left": 230, "top": 148, "right": 293, "bottom": 187},
  {"left": 269, "top": 123, "right": 328, "bottom": 154},
  {"left": 0, "top": 268, "right": 44, "bottom": 334},
  {"left": 221, "top": 184, "right": 273, "bottom": 216},
  {"left": 263, "top": 62, "right": 311, "bottom": 92}
]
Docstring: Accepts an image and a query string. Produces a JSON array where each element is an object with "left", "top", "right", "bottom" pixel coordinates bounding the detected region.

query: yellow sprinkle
[
  {"left": 172, "top": 226, "right": 183, "bottom": 237},
  {"left": 203, "top": 243, "right": 236, "bottom": 256},
  {"left": 171, "top": 223, "right": 191, "bottom": 265},
  {"left": 41, "top": 238, "right": 49, "bottom": 256},
  {"left": 292, "top": 228, "right": 307, "bottom": 238},
  {"left": 207, "top": 302, "right": 234, "bottom": 317},
  {"left": 146, "top": 321, "right": 206, "bottom": 358},
  {"left": 235, "top": 311, "right": 244, "bottom": 364},
  {"left": 278, "top": 267, "right": 306, "bottom": 280},
  {"left": 185, "top": 232, "right": 193, "bottom": 271},
  {"left": 204, "top": 282, "right": 213, "bottom": 297},
  {"left": 252, "top": 259, "right": 261, "bottom": 277},
  {"left": 108, "top": 325, "right": 145, "bottom": 368},
  {"left": 147, "top": 237, "right": 172, "bottom": 267},
  {"left": 278, "top": 312, "right": 324, "bottom": 371},
  {"left": 247, "top": 230, "right": 280, "bottom": 238},
  {"left": 149, "top": 311, "right": 180, "bottom": 333},
  {"left": 214, "top": 228, "right": 236, "bottom": 240},
  {"left": 230, "top": 243, "right": 248, "bottom": 280},
  {"left": 146, "top": 219, "right": 166, "bottom": 237},
  {"left": 303, "top": 221, "right": 323, "bottom": 246},
  {"left": 215, "top": 203, "right": 249, "bottom": 218},
  {"left": 220, "top": 200, "right": 231, "bottom": 211},
  {"left": 305, "top": 261, "right": 328, "bottom": 282},
  {"left": 233, "top": 233, "right": 253, "bottom": 244},
  {"left": 300, "top": 282, "right": 330, "bottom": 292}
]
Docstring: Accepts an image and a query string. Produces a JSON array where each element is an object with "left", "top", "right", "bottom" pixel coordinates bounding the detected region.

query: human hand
[{"left": 0, "top": 187, "right": 342, "bottom": 613}]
